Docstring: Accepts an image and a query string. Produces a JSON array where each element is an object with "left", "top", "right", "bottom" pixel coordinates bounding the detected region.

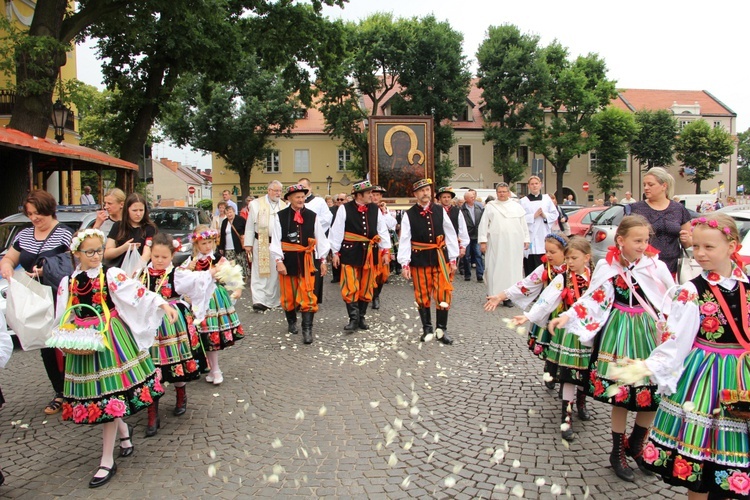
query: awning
[{"left": 0, "top": 127, "right": 137, "bottom": 171}]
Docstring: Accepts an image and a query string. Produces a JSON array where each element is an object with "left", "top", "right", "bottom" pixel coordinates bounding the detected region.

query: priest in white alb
[
  {"left": 478, "top": 183, "right": 530, "bottom": 306},
  {"left": 244, "top": 180, "right": 288, "bottom": 311}
]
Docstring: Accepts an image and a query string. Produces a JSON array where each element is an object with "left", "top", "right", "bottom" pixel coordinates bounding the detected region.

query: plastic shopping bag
[
  {"left": 6, "top": 270, "right": 54, "bottom": 351},
  {"left": 121, "top": 245, "right": 145, "bottom": 279}
]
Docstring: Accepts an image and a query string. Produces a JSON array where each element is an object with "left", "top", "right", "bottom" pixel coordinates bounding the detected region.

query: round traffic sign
[
  {"left": 188, "top": 186, "right": 196, "bottom": 194},
  {"left": 582, "top": 182, "right": 590, "bottom": 192}
]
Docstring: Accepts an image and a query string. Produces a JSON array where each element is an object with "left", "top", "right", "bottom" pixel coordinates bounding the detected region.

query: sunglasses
[{"left": 336, "top": 198, "right": 345, "bottom": 201}]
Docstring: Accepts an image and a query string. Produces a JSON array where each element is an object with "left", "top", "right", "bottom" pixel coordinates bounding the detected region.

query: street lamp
[
  {"left": 51, "top": 99, "right": 69, "bottom": 143},
  {"left": 326, "top": 175, "right": 333, "bottom": 195}
]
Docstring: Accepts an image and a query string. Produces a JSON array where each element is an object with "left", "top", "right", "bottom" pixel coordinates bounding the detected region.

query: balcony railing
[{"left": 0, "top": 89, "right": 76, "bottom": 132}]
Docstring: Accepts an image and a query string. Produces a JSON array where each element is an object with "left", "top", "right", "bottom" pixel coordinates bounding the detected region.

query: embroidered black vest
[
  {"left": 339, "top": 202, "right": 379, "bottom": 267},
  {"left": 406, "top": 203, "right": 448, "bottom": 268},
  {"left": 277, "top": 206, "right": 317, "bottom": 277},
  {"left": 692, "top": 275, "right": 748, "bottom": 346}
]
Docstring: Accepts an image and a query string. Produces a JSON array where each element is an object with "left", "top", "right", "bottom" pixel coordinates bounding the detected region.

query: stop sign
[
  {"left": 188, "top": 186, "right": 196, "bottom": 194},
  {"left": 582, "top": 182, "right": 590, "bottom": 192}
]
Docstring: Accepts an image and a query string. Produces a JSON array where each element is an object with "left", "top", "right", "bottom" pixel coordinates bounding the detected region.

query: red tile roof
[
  {"left": 614, "top": 89, "right": 735, "bottom": 116},
  {"left": 0, "top": 127, "right": 138, "bottom": 170}
]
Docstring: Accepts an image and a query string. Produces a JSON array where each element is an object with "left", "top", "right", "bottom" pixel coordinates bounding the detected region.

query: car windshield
[
  {"left": 735, "top": 218, "right": 750, "bottom": 242},
  {"left": 0, "top": 223, "right": 22, "bottom": 253},
  {"left": 592, "top": 205, "right": 624, "bottom": 226},
  {"left": 151, "top": 210, "right": 197, "bottom": 232}
]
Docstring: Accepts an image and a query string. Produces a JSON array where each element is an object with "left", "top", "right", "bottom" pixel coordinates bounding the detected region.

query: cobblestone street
[{"left": 0, "top": 276, "right": 684, "bottom": 499}]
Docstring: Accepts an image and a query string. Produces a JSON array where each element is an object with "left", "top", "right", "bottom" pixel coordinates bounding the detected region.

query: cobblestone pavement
[{"left": 0, "top": 276, "right": 685, "bottom": 499}]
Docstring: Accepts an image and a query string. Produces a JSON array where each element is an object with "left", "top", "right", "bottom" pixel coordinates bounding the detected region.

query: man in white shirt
[
  {"left": 80, "top": 186, "right": 96, "bottom": 205},
  {"left": 244, "top": 180, "right": 287, "bottom": 311},
  {"left": 298, "top": 178, "right": 333, "bottom": 303},
  {"left": 519, "top": 176, "right": 558, "bottom": 275},
  {"left": 369, "top": 186, "right": 397, "bottom": 310},
  {"left": 620, "top": 191, "right": 637, "bottom": 204},
  {"left": 216, "top": 190, "right": 238, "bottom": 216}
]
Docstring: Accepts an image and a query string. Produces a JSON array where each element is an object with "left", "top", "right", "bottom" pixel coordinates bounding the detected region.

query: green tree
[
  {"left": 476, "top": 24, "right": 546, "bottom": 184},
  {"left": 528, "top": 43, "right": 618, "bottom": 197},
  {"left": 160, "top": 56, "right": 303, "bottom": 199},
  {"left": 737, "top": 129, "right": 750, "bottom": 193},
  {"left": 675, "top": 119, "right": 734, "bottom": 194},
  {"left": 588, "top": 107, "right": 638, "bottom": 196},
  {"left": 630, "top": 109, "right": 677, "bottom": 169}
]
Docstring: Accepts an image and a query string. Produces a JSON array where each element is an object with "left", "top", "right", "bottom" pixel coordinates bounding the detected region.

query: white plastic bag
[
  {"left": 6, "top": 270, "right": 54, "bottom": 351},
  {"left": 0, "top": 310, "right": 12, "bottom": 368},
  {"left": 121, "top": 245, "right": 145, "bottom": 279},
  {"left": 678, "top": 249, "right": 702, "bottom": 285}
]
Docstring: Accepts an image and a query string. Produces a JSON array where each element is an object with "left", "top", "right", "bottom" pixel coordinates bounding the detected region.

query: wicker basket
[{"left": 47, "top": 304, "right": 107, "bottom": 356}]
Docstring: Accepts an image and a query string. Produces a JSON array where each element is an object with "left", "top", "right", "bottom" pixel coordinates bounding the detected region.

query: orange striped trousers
[
  {"left": 411, "top": 266, "right": 451, "bottom": 309},
  {"left": 280, "top": 274, "right": 318, "bottom": 313},
  {"left": 340, "top": 263, "right": 375, "bottom": 304}
]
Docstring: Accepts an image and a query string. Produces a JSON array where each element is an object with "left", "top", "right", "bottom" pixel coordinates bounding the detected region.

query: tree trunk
[
  {"left": 237, "top": 163, "right": 251, "bottom": 201},
  {"left": 555, "top": 162, "right": 567, "bottom": 201},
  {"left": 8, "top": 0, "right": 68, "bottom": 138},
  {"left": 695, "top": 182, "right": 701, "bottom": 194}
]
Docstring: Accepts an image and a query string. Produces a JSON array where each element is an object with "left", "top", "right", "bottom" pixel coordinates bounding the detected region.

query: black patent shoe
[
  {"left": 0, "top": 468, "right": 4, "bottom": 486},
  {"left": 89, "top": 463, "right": 117, "bottom": 488},
  {"left": 119, "top": 425, "right": 134, "bottom": 458}
]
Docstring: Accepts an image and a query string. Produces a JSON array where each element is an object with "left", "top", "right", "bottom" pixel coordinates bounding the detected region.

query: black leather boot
[
  {"left": 285, "top": 310, "right": 298, "bottom": 334},
  {"left": 174, "top": 385, "right": 187, "bottom": 416},
  {"left": 344, "top": 303, "right": 359, "bottom": 332},
  {"left": 626, "top": 424, "right": 654, "bottom": 475},
  {"left": 301, "top": 312, "right": 314, "bottom": 344},
  {"left": 357, "top": 301, "right": 369, "bottom": 330},
  {"left": 418, "top": 308, "right": 433, "bottom": 341},
  {"left": 610, "top": 431, "right": 635, "bottom": 482},
  {"left": 561, "top": 401, "right": 574, "bottom": 441},
  {"left": 145, "top": 399, "right": 160, "bottom": 437},
  {"left": 435, "top": 309, "right": 453, "bottom": 345},
  {"left": 576, "top": 390, "right": 591, "bottom": 421},
  {"left": 372, "top": 286, "right": 381, "bottom": 310}
]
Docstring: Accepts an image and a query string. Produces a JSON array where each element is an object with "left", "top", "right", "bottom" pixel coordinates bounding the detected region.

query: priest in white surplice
[
  {"left": 244, "top": 180, "right": 288, "bottom": 311},
  {"left": 478, "top": 183, "right": 530, "bottom": 306}
]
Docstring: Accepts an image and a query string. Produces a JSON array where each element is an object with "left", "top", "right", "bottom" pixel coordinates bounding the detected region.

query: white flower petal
[
  {"left": 551, "top": 483, "right": 562, "bottom": 495},
  {"left": 683, "top": 401, "right": 696, "bottom": 412},
  {"left": 423, "top": 334, "right": 434, "bottom": 342},
  {"left": 535, "top": 477, "right": 546, "bottom": 487},
  {"left": 319, "top": 405, "right": 328, "bottom": 416},
  {"left": 543, "top": 372, "right": 554, "bottom": 382},
  {"left": 208, "top": 464, "right": 217, "bottom": 477},
  {"left": 271, "top": 438, "right": 283, "bottom": 449},
  {"left": 511, "top": 484, "right": 525, "bottom": 497},
  {"left": 444, "top": 476, "right": 456, "bottom": 488},
  {"left": 435, "top": 328, "right": 444, "bottom": 339},
  {"left": 388, "top": 453, "right": 398, "bottom": 467},
  {"left": 438, "top": 302, "right": 449, "bottom": 308},
  {"left": 370, "top": 401, "right": 380, "bottom": 408},
  {"left": 209, "top": 450, "right": 216, "bottom": 459},
  {"left": 267, "top": 474, "right": 279, "bottom": 484},
  {"left": 295, "top": 409, "right": 305, "bottom": 421},
  {"left": 560, "top": 422, "right": 571, "bottom": 432},
  {"left": 512, "top": 459, "right": 521, "bottom": 468},
  {"left": 401, "top": 475, "right": 411, "bottom": 488},
  {"left": 452, "top": 463, "right": 464, "bottom": 474}
]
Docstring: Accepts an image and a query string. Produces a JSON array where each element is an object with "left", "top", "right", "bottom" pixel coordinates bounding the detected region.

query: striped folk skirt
[
  {"left": 149, "top": 301, "right": 201, "bottom": 383},
  {"left": 196, "top": 284, "right": 244, "bottom": 351},
  {"left": 643, "top": 341, "right": 750, "bottom": 498},
  {"left": 62, "top": 312, "right": 163, "bottom": 425},
  {"left": 544, "top": 324, "right": 592, "bottom": 386},
  {"left": 527, "top": 310, "right": 560, "bottom": 360},
  {"left": 586, "top": 302, "right": 660, "bottom": 411}
]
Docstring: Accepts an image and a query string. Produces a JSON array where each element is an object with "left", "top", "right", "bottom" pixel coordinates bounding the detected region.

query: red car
[{"left": 566, "top": 206, "right": 607, "bottom": 236}]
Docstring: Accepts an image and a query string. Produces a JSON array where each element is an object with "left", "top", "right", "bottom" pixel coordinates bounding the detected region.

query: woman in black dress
[{"left": 104, "top": 193, "right": 157, "bottom": 269}]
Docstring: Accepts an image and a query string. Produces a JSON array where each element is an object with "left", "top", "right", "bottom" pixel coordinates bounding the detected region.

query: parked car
[
  {"left": 150, "top": 207, "right": 212, "bottom": 265},
  {"left": 0, "top": 206, "right": 100, "bottom": 335},
  {"left": 566, "top": 206, "right": 607, "bottom": 236},
  {"left": 725, "top": 210, "right": 750, "bottom": 259},
  {"left": 586, "top": 204, "right": 700, "bottom": 265}
]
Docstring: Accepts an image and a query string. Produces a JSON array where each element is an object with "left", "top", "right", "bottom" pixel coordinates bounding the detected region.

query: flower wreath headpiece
[
  {"left": 545, "top": 233, "right": 568, "bottom": 248},
  {"left": 70, "top": 229, "right": 106, "bottom": 252},
  {"left": 691, "top": 217, "right": 733, "bottom": 239},
  {"left": 190, "top": 229, "right": 218, "bottom": 243}
]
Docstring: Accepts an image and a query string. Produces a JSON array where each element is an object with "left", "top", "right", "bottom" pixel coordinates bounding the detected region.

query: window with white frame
[
  {"left": 714, "top": 121, "right": 723, "bottom": 129},
  {"left": 294, "top": 149, "right": 310, "bottom": 173},
  {"left": 264, "top": 151, "right": 280, "bottom": 173},
  {"left": 680, "top": 120, "right": 691, "bottom": 130},
  {"left": 589, "top": 151, "right": 628, "bottom": 173},
  {"left": 458, "top": 145, "right": 471, "bottom": 168},
  {"left": 338, "top": 149, "right": 351, "bottom": 171}
]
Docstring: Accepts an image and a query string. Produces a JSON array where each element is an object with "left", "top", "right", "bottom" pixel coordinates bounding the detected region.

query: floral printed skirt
[
  {"left": 527, "top": 310, "right": 560, "bottom": 360},
  {"left": 62, "top": 315, "right": 164, "bottom": 425},
  {"left": 196, "top": 284, "right": 244, "bottom": 351},
  {"left": 643, "top": 342, "right": 750, "bottom": 498},
  {"left": 544, "top": 326, "right": 592, "bottom": 386},
  {"left": 586, "top": 304, "right": 660, "bottom": 411},
  {"left": 149, "top": 301, "right": 201, "bottom": 383}
]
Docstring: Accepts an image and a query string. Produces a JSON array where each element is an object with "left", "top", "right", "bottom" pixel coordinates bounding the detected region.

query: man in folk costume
[
  {"left": 370, "top": 186, "right": 397, "bottom": 310},
  {"left": 478, "top": 182, "right": 530, "bottom": 305},
  {"left": 519, "top": 175, "right": 558, "bottom": 275},
  {"left": 244, "top": 180, "right": 287, "bottom": 311},
  {"left": 436, "top": 187, "right": 469, "bottom": 278},
  {"left": 329, "top": 180, "right": 392, "bottom": 332},
  {"left": 398, "top": 179, "right": 460, "bottom": 345},
  {"left": 298, "top": 178, "right": 333, "bottom": 304},
  {"left": 269, "top": 184, "right": 330, "bottom": 345}
]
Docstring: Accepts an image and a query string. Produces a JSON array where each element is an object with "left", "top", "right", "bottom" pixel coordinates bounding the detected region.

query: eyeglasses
[
  {"left": 336, "top": 198, "right": 345, "bottom": 202},
  {"left": 81, "top": 247, "right": 105, "bottom": 257}
]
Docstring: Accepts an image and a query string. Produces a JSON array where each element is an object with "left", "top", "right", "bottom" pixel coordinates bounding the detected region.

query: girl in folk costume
[
  {"left": 141, "top": 233, "right": 216, "bottom": 436},
  {"left": 549, "top": 215, "right": 676, "bottom": 483},
  {"left": 49, "top": 229, "right": 178, "bottom": 488},
  {"left": 485, "top": 233, "right": 569, "bottom": 370},
  {"left": 505, "top": 237, "right": 594, "bottom": 441},
  {"left": 183, "top": 225, "right": 244, "bottom": 386},
  {"left": 610, "top": 214, "right": 750, "bottom": 499}
]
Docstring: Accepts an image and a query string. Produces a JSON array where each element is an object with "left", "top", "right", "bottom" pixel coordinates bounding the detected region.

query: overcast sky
[{"left": 76, "top": 0, "right": 749, "bottom": 169}]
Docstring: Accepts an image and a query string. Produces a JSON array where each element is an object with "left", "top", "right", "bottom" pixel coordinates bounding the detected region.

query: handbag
[
  {"left": 678, "top": 248, "right": 702, "bottom": 284},
  {"left": 121, "top": 245, "right": 145, "bottom": 279},
  {"left": 6, "top": 270, "right": 54, "bottom": 350}
]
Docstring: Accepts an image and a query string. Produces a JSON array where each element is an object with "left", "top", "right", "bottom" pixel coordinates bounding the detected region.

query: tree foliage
[
  {"left": 675, "top": 119, "right": 734, "bottom": 194},
  {"left": 630, "top": 109, "right": 677, "bottom": 169},
  {"left": 738, "top": 128, "right": 750, "bottom": 168},
  {"left": 318, "top": 14, "right": 471, "bottom": 185},
  {"left": 160, "top": 56, "right": 303, "bottom": 199},
  {"left": 527, "top": 44, "right": 618, "bottom": 197},
  {"left": 588, "top": 107, "right": 638, "bottom": 196},
  {"left": 476, "top": 24, "right": 546, "bottom": 184}
]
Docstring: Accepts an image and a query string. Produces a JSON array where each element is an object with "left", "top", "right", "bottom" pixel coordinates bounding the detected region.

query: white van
[{"left": 674, "top": 193, "right": 717, "bottom": 212}]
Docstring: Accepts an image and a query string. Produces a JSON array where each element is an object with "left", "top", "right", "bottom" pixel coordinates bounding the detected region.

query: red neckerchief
[
  {"left": 293, "top": 209, "right": 304, "bottom": 224},
  {"left": 709, "top": 280, "right": 750, "bottom": 351},
  {"left": 356, "top": 203, "right": 367, "bottom": 213},
  {"left": 420, "top": 205, "right": 432, "bottom": 216},
  {"left": 148, "top": 268, "right": 166, "bottom": 277}
]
